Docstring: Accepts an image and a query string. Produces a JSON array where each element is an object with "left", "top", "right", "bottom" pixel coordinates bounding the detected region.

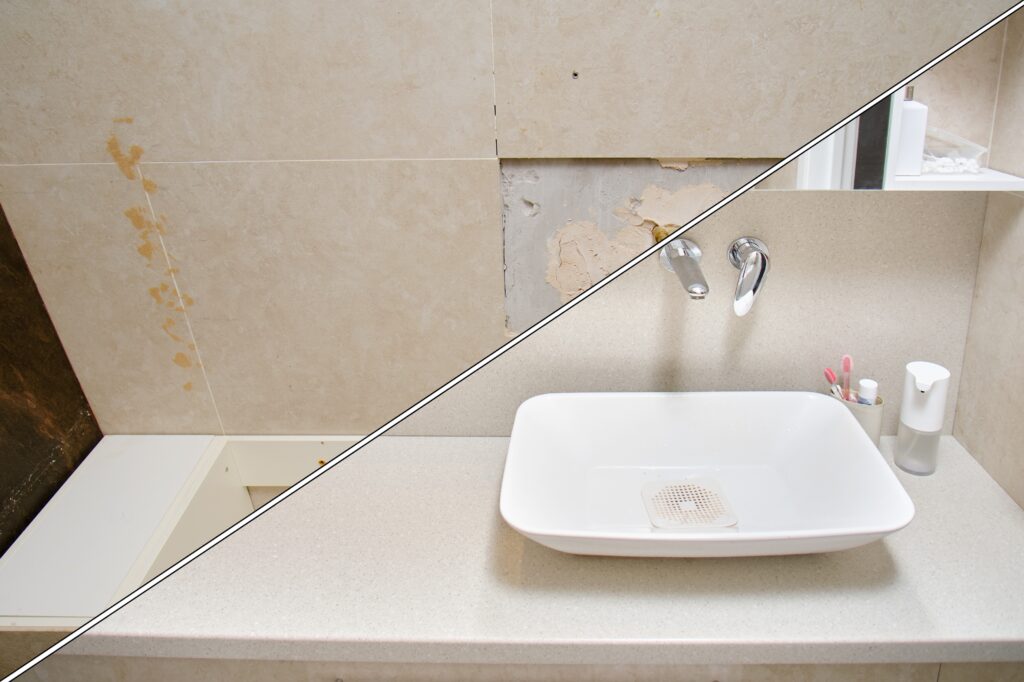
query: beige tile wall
[
  {"left": 492, "top": 0, "right": 1016, "bottom": 157},
  {"left": 0, "top": 0, "right": 497, "bottom": 162},
  {"left": 0, "top": 160, "right": 506, "bottom": 434},
  {"left": 396, "top": 191, "right": 987, "bottom": 437}
]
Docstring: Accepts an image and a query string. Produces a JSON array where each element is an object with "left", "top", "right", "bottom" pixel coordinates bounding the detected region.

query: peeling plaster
[{"left": 501, "top": 159, "right": 774, "bottom": 331}]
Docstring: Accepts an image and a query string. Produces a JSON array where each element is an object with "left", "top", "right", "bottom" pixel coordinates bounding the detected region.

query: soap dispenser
[{"left": 894, "top": 361, "right": 950, "bottom": 475}]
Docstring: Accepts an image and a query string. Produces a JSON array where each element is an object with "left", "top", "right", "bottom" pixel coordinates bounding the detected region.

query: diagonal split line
[{"left": 5, "top": 3, "right": 1023, "bottom": 679}]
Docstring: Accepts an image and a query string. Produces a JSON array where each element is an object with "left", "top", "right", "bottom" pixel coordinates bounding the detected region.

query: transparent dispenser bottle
[{"left": 894, "top": 361, "right": 950, "bottom": 475}]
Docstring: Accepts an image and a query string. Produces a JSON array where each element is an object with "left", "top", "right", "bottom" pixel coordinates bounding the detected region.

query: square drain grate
[{"left": 641, "top": 478, "right": 738, "bottom": 529}]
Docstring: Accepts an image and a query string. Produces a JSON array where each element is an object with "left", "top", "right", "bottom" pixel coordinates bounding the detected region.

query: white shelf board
[{"left": 886, "top": 167, "right": 1024, "bottom": 191}]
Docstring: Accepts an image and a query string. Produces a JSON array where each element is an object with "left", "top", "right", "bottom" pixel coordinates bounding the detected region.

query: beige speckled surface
[
  {"left": 398, "top": 190, "right": 986, "bottom": 437},
  {"left": 991, "top": 14, "right": 1024, "bottom": 176},
  {"left": 492, "top": 1, "right": 1016, "bottom": 157},
  {"left": 66, "top": 435, "right": 1024, "bottom": 664},
  {"left": 0, "top": 1, "right": 496, "bottom": 162},
  {"left": 955, "top": 192, "right": 1024, "bottom": 508}
]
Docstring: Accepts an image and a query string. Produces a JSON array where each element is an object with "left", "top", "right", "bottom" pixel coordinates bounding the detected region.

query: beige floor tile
[
  {"left": 0, "top": 0, "right": 496, "bottom": 163},
  {"left": 492, "top": 0, "right": 1014, "bottom": 157},
  {"left": 0, "top": 164, "right": 223, "bottom": 433},
  {"left": 142, "top": 159, "right": 506, "bottom": 434}
]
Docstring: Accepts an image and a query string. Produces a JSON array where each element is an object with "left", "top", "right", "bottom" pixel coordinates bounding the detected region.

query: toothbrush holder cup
[{"left": 831, "top": 392, "right": 884, "bottom": 447}]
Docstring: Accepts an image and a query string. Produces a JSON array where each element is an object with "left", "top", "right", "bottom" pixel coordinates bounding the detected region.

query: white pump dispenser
[{"left": 894, "top": 361, "right": 950, "bottom": 475}]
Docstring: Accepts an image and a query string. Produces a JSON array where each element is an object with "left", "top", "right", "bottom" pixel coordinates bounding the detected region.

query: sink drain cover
[{"left": 641, "top": 478, "right": 738, "bottom": 529}]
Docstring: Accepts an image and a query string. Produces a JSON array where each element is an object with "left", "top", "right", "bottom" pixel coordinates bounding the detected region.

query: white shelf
[{"left": 886, "top": 167, "right": 1024, "bottom": 191}]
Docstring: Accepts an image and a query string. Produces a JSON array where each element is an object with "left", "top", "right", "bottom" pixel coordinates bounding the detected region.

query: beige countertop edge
[{"left": 68, "top": 636, "right": 1024, "bottom": 666}]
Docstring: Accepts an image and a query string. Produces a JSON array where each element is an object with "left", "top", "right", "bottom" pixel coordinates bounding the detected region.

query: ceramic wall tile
[
  {"left": 396, "top": 190, "right": 986, "bottom": 437},
  {"left": 141, "top": 159, "right": 506, "bottom": 434},
  {"left": 955, "top": 192, "right": 1024, "bottom": 508},
  {"left": 492, "top": 0, "right": 1015, "bottom": 157},
  {"left": 0, "top": 165, "right": 223, "bottom": 433},
  {"left": 0, "top": 0, "right": 496, "bottom": 162}
]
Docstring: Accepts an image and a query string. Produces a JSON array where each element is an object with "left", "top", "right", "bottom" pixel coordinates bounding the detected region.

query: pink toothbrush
[
  {"left": 841, "top": 355, "right": 853, "bottom": 401},
  {"left": 824, "top": 368, "right": 843, "bottom": 399}
]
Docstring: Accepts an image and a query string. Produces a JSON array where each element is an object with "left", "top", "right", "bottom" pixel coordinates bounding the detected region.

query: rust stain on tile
[
  {"left": 106, "top": 135, "right": 143, "bottom": 180},
  {"left": 160, "top": 317, "right": 183, "bottom": 343},
  {"left": 112, "top": 116, "right": 134, "bottom": 124},
  {"left": 109, "top": 133, "right": 206, "bottom": 386},
  {"left": 136, "top": 240, "right": 155, "bottom": 261},
  {"left": 123, "top": 206, "right": 147, "bottom": 231}
]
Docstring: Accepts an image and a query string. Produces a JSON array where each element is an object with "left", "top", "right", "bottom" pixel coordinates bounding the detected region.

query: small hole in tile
[{"left": 571, "top": 71, "right": 579, "bottom": 79}]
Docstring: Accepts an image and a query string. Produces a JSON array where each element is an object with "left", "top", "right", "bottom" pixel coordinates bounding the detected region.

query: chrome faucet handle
[
  {"left": 727, "top": 237, "right": 770, "bottom": 317},
  {"left": 660, "top": 237, "right": 709, "bottom": 300}
]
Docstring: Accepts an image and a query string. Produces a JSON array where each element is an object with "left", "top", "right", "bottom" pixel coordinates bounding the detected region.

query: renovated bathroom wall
[
  {"left": 911, "top": 20, "right": 1006, "bottom": 162},
  {"left": 954, "top": 13, "right": 1024, "bottom": 508},
  {"left": 0, "top": 1, "right": 1013, "bottom": 435},
  {"left": 396, "top": 190, "right": 987, "bottom": 438}
]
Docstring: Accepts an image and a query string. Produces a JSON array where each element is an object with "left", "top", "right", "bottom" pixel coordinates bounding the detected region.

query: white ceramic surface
[{"left": 500, "top": 392, "right": 915, "bottom": 557}]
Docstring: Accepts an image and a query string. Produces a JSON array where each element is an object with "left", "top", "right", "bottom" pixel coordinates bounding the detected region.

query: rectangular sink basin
[{"left": 500, "top": 392, "right": 914, "bottom": 557}]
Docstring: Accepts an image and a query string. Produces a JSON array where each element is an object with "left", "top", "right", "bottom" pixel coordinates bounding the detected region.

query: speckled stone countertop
[{"left": 69, "top": 436, "right": 1024, "bottom": 665}]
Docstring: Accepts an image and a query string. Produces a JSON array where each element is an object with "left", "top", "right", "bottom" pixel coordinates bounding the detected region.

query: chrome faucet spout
[
  {"left": 728, "top": 237, "right": 770, "bottom": 316},
  {"left": 661, "top": 238, "right": 709, "bottom": 300}
]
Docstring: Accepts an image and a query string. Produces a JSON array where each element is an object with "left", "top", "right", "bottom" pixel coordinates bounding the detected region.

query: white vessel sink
[{"left": 500, "top": 392, "right": 914, "bottom": 557}]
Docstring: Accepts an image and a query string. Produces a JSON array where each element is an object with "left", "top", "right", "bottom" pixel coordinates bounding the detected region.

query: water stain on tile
[
  {"left": 142, "top": 178, "right": 157, "bottom": 193},
  {"left": 172, "top": 352, "right": 192, "bottom": 369},
  {"left": 183, "top": 382, "right": 193, "bottom": 392},
  {"left": 112, "top": 116, "right": 134, "bottom": 124}
]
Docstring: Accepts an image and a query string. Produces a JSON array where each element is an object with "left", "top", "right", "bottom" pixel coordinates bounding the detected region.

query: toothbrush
[
  {"left": 824, "top": 368, "right": 843, "bottom": 399},
  {"left": 841, "top": 354, "right": 853, "bottom": 401}
]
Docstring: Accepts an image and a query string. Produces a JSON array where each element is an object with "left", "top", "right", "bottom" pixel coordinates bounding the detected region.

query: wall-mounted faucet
[
  {"left": 660, "top": 238, "right": 709, "bottom": 300},
  {"left": 728, "top": 237, "right": 770, "bottom": 316}
]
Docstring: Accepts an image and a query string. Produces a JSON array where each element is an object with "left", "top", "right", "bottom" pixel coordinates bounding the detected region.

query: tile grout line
[
  {"left": 0, "top": 158, "right": 496, "bottom": 168},
  {"left": 488, "top": 0, "right": 500, "bottom": 156},
  {"left": 137, "top": 167, "right": 227, "bottom": 436}
]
